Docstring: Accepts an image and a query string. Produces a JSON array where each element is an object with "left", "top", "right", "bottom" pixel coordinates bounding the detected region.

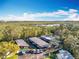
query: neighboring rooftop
[
  {"left": 15, "top": 39, "right": 29, "bottom": 47},
  {"left": 41, "top": 35, "right": 52, "bottom": 41},
  {"left": 56, "top": 50, "right": 74, "bottom": 59},
  {"left": 29, "top": 37, "right": 49, "bottom": 48}
]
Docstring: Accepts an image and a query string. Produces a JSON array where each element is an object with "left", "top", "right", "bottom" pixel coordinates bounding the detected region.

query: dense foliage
[
  {"left": 0, "top": 24, "right": 52, "bottom": 41},
  {"left": 52, "top": 24, "right": 79, "bottom": 59},
  {"left": 0, "top": 42, "right": 19, "bottom": 59},
  {"left": 0, "top": 22, "right": 79, "bottom": 59},
  {"left": 0, "top": 23, "right": 52, "bottom": 59}
]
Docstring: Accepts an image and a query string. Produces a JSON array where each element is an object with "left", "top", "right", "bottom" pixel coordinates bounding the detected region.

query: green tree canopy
[{"left": 0, "top": 42, "right": 19, "bottom": 59}]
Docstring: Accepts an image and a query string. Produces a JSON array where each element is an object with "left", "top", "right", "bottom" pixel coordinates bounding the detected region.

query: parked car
[
  {"left": 18, "top": 51, "right": 24, "bottom": 56},
  {"left": 26, "top": 49, "right": 43, "bottom": 54},
  {"left": 25, "top": 50, "right": 33, "bottom": 54},
  {"left": 33, "top": 49, "right": 43, "bottom": 54}
]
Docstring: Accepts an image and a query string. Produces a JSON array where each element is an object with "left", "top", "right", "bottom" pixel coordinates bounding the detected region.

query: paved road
[{"left": 18, "top": 53, "right": 45, "bottom": 59}]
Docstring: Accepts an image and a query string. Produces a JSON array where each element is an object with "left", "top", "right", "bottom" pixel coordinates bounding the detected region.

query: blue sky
[{"left": 0, "top": 0, "right": 79, "bottom": 21}]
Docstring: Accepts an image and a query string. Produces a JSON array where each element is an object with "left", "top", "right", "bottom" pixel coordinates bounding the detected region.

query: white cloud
[
  {"left": 64, "top": 9, "right": 79, "bottom": 21},
  {"left": 0, "top": 9, "right": 79, "bottom": 21},
  {"left": 69, "top": 9, "right": 78, "bottom": 13},
  {"left": 65, "top": 13, "right": 79, "bottom": 21}
]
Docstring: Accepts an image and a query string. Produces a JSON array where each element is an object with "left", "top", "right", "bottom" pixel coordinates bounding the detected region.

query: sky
[{"left": 0, "top": 0, "right": 79, "bottom": 21}]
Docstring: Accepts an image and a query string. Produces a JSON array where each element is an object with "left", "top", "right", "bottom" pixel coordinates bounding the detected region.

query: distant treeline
[{"left": 0, "top": 21, "right": 79, "bottom": 25}]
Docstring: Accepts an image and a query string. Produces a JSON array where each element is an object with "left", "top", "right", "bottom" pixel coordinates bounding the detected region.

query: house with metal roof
[
  {"left": 28, "top": 37, "right": 50, "bottom": 49},
  {"left": 15, "top": 39, "right": 29, "bottom": 48},
  {"left": 40, "top": 35, "right": 60, "bottom": 49},
  {"left": 56, "top": 49, "right": 74, "bottom": 59},
  {"left": 40, "top": 35, "right": 51, "bottom": 43}
]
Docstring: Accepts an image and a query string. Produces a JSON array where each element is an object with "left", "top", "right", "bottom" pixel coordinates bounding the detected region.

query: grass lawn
[
  {"left": 7, "top": 55, "right": 18, "bottom": 59},
  {"left": 45, "top": 57, "right": 50, "bottom": 59}
]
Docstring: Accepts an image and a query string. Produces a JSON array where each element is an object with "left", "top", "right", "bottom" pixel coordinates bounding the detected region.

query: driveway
[{"left": 18, "top": 53, "right": 46, "bottom": 59}]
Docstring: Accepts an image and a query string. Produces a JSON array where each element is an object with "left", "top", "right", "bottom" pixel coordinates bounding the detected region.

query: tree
[
  {"left": 2, "top": 26, "right": 13, "bottom": 42},
  {"left": 0, "top": 42, "right": 19, "bottom": 59},
  {"left": 49, "top": 52, "right": 57, "bottom": 59},
  {"left": 20, "top": 27, "right": 27, "bottom": 39}
]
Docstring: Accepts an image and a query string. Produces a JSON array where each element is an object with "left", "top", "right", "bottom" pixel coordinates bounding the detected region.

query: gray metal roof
[
  {"left": 56, "top": 50, "right": 74, "bottom": 59},
  {"left": 15, "top": 39, "right": 29, "bottom": 47},
  {"left": 29, "top": 37, "right": 49, "bottom": 47},
  {"left": 41, "top": 36, "right": 52, "bottom": 41}
]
